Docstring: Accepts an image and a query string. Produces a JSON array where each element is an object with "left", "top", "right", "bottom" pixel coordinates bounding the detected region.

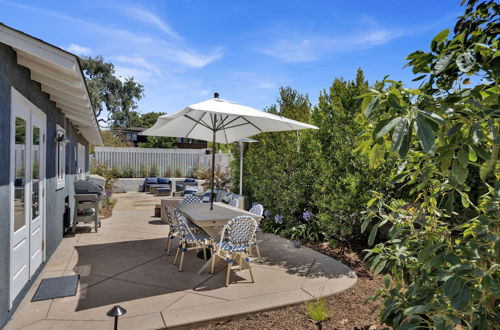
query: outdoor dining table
[{"left": 174, "top": 202, "right": 263, "bottom": 274}]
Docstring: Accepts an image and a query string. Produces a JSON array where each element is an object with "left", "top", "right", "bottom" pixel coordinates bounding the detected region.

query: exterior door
[
  {"left": 10, "top": 89, "right": 46, "bottom": 306},
  {"left": 30, "top": 113, "right": 45, "bottom": 277}
]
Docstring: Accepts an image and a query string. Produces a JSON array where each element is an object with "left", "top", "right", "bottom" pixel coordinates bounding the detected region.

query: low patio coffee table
[{"left": 175, "top": 202, "right": 263, "bottom": 273}]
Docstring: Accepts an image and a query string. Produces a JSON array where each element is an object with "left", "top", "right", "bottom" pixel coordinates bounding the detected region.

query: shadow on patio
[{"left": 5, "top": 192, "right": 357, "bottom": 329}]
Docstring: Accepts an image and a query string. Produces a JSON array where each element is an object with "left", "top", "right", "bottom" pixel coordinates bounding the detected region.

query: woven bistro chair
[
  {"left": 173, "top": 215, "right": 211, "bottom": 272},
  {"left": 229, "top": 198, "right": 239, "bottom": 208},
  {"left": 172, "top": 206, "right": 203, "bottom": 234},
  {"left": 210, "top": 216, "right": 258, "bottom": 286},
  {"left": 248, "top": 203, "right": 264, "bottom": 261},
  {"left": 182, "top": 194, "right": 203, "bottom": 204},
  {"left": 163, "top": 203, "right": 180, "bottom": 255}
]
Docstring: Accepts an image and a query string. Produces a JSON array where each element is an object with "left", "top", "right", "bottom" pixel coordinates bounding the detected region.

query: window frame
[{"left": 55, "top": 124, "right": 66, "bottom": 190}]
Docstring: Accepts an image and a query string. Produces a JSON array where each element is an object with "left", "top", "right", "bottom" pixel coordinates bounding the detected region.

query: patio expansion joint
[
  {"left": 80, "top": 253, "right": 167, "bottom": 291},
  {"left": 160, "top": 291, "right": 189, "bottom": 311},
  {"left": 8, "top": 318, "right": 43, "bottom": 330},
  {"left": 300, "top": 258, "right": 317, "bottom": 288},
  {"left": 160, "top": 311, "right": 168, "bottom": 328},
  {"left": 37, "top": 317, "right": 111, "bottom": 323},
  {"left": 71, "top": 245, "right": 116, "bottom": 259},
  {"left": 100, "top": 226, "right": 168, "bottom": 237}
]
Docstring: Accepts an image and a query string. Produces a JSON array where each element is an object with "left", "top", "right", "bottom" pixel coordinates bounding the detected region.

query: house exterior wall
[{"left": 0, "top": 42, "right": 90, "bottom": 328}]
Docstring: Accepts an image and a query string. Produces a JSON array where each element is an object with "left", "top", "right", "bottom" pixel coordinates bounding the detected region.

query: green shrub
[
  {"left": 305, "top": 298, "right": 329, "bottom": 324},
  {"left": 109, "top": 166, "right": 122, "bottom": 178},
  {"left": 121, "top": 165, "right": 135, "bottom": 178},
  {"left": 164, "top": 168, "right": 172, "bottom": 177},
  {"left": 174, "top": 167, "right": 184, "bottom": 177},
  {"left": 139, "top": 163, "right": 148, "bottom": 178},
  {"left": 359, "top": 1, "right": 498, "bottom": 327},
  {"left": 237, "top": 82, "right": 393, "bottom": 248},
  {"left": 193, "top": 165, "right": 231, "bottom": 190},
  {"left": 90, "top": 159, "right": 108, "bottom": 177},
  {"left": 149, "top": 164, "right": 159, "bottom": 177}
]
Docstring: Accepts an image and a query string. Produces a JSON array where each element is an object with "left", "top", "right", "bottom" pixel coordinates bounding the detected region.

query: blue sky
[{"left": 1, "top": 0, "right": 462, "bottom": 116}]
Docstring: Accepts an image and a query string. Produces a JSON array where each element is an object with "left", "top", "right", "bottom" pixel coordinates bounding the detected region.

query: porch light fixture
[
  {"left": 107, "top": 305, "right": 127, "bottom": 330},
  {"left": 55, "top": 128, "right": 70, "bottom": 144}
]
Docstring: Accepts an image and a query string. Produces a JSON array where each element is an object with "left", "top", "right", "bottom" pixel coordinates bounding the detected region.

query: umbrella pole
[
  {"left": 239, "top": 141, "right": 243, "bottom": 195},
  {"left": 210, "top": 126, "right": 216, "bottom": 210}
]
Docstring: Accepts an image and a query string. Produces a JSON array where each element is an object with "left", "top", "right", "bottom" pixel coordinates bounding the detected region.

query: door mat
[{"left": 32, "top": 275, "right": 80, "bottom": 301}]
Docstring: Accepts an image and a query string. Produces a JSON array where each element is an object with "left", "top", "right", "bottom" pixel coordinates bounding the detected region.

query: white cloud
[
  {"left": 358, "top": 29, "right": 395, "bottom": 46},
  {"left": 66, "top": 43, "right": 91, "bottom": 55},
  {"left": 262, "top": 39, "right": 318, "bottom": 62},
  {"left": 111, "top": 56, "right": 161, "bottom": 75},
  {"left": 114, "top": 66, "right": 155, "bottom": 83},
  {"left": 2, "top": 0, "right": 222, "bottom": 69},
  {"left": 121, "top": 6, "right": 180, "bottom": 39},
  {"left": 257, "top": 80, "right": 276, "bottom": 89},
  {"left": 260, "top": 27, "right": 403, "bottom": 63},
  {"left": 166, "top": 47, "right": 223, "bottom": 68}
]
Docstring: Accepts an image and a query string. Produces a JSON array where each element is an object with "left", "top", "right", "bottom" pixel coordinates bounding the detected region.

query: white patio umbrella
[{"left": 141, "top": 93, "right": 318, "bottom": 210}]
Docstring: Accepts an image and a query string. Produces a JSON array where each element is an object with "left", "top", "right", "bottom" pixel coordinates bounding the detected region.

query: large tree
[
  {"left": 137, "top": 111, "right": 177, "bottom": 148},
  {"left": 80, "top": 56, "right": 144, "bottom": 127}
]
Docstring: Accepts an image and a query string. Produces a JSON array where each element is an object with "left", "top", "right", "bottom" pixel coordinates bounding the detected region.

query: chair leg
[
  {"left": 247, "top": 258, "right": 255, "bottom": 283},
  {"left": 164, "top": 228, "right": 171, "bottom": 252},
  {"left": 248, "top": 244, "right": 253, "bottom": 257},
  {"left": 255, "top": 245, "right": 262, "bottom": 262},
  {"left": 164, "top": 236, "right": 169, "bottom": 252},
  {"left": 166, "top": 236, "right": 173, "bottom": 256},
  {"left": 179, "top": 243, "right": 186, "bottom": 272},
  {"left": 210, "top": 253, "right": 216, "bottom": 274},
  {"left": 225, "top": 258, "right": 233, "bottom": 287},
  {"left": 237, "top": 254, "right": 243, "bottom": 271},
  {"left": 202, "top": 244, "right": 207, "bottom": 261},
  {"left": 173, "top": 242, "right": 181, "bottom": 265}
]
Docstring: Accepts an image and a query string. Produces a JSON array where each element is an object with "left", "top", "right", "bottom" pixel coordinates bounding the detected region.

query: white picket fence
[{"left": 92, "top": 147, "right": 229, "bottom": 177}]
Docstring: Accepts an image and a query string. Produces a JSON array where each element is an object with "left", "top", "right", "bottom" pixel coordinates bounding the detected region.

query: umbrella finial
[{"left": 214, "top": 92, "right": 219, "bottom": 98}]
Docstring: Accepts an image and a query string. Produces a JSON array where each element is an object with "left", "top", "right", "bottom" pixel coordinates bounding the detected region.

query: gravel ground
[{"left": 195, "top": 242, "right": 385, "bottom": 330}]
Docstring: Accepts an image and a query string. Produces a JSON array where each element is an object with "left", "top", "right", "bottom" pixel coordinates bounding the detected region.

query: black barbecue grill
[{"left": 72, "top": 179, "right": 103, "bottom": 233}]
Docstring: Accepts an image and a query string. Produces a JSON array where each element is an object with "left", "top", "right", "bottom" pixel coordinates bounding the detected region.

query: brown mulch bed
[{"left": 196, "top": 242, "right": 385, "bottom": 330}]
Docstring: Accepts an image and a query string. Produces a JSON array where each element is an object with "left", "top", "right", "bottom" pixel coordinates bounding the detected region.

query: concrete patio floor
[{"left": 5, "top": 192, "right": 357, "bottom": 330}]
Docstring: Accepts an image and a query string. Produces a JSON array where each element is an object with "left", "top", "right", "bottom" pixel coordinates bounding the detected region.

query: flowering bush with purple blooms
[{"left": 302, "top": 211, "right": 314, "bottom": 221}]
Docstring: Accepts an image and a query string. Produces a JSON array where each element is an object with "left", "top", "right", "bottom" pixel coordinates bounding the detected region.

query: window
[
  {"left": 77, "top": 143, "right": 86, "bottom": 180},
  {"left": 55, "top": 124, "right": 66, "bottom": 190}
]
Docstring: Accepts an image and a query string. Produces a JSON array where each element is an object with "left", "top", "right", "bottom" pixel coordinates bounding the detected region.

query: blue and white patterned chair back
[
  {"left": 178, "top": 215, "right": 203, "bottom": 247},
  {"left": 229, "top": 198, "right": 239, "bottom": 208},
  {"left": 249, "top": 203, "right": 264, "bottom": 216},
  {"left": 219, "top": 216, "right": 258, "bottom": 249},
  {"left": 182, "top": 194, "right": 202, "bottom": 204},
  {"left": 165, "top": 204, "right": 177, "bottom": 226}
]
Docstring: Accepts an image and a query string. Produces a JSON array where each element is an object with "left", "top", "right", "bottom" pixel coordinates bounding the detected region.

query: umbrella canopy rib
[
  {"left": 242, "top": 117, "right": 263, "bottom": 132},
  {"left": 224, "top": 122, "right": 254, "bottom": 130},
  {"left": 215, "top": 115, "right": 231, "bottom": 130},
  {"left": 217, "top": 116, "right": 241, "bottom": 130},
  {"left": 185, "top": 112, "right": 208, "bottom": 137},
  {"left": 184, "top": 114, "right": 212, "bottom": 131}
]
